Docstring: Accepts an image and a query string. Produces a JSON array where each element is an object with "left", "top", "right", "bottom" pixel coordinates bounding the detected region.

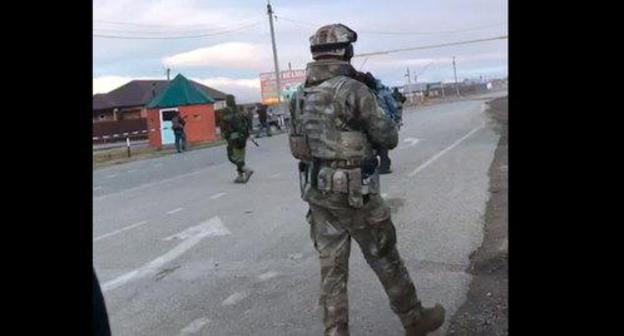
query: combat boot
[
  {"left": 325, "top": 323, "right": 349, "bottom": 336},
  {"left": 233, "top": 172, "right": 246, "bottom": 183},
  {"left": 233, "top": 168, "right": 254, "bottom": 183},
  {"left": 243, "top": 167, "right": 254, "bottom": 182},
  {"left": 404, "top": 304, "right": 446, "bottom": 336}
]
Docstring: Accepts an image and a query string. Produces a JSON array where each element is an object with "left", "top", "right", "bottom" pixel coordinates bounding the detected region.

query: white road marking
[
  {"left": 105, "top": 174, "right": 117, "bottom": 179},
  {"left": 94, "top": 163, "right": 228, "bottom": 202},
  {"left": 403, "top": 137, "right": 420, "bottom": 146},
  {"left": 258, "top": 271, "right": 280, "bottom": 281},
  {"left": 408, "top": 123, "right": 484, "bottom": 178},
  {"left": 93, "top": 186, "right": 103, "bottom": 191},
  {"left": 222, "top": 291, "right": 249, "bottom": 306},
  {"left": 381, "top": 193, "right": 388, "bottom": 198},
  {"left": 179, "top": 317, "right": 211, "bottom": 335},
  {"left": 103, "top": 216, "right": 229, "bottom": 292},
  {"left": 155, "top": 163, "right": 164, "bottom": 167},
  {"left": 93, "top": 221, "right": 148, "bottom": 242},
  {"left": 269, "top": 173, "right": 281, "bottom": 178},
  {"left": 167, "top": 207, "right": 184, "bottom": 215},
  {"left": 164, "top": 216, "right": 231, "bottom": 241},
  {"left": 210, "top": 192, "right": 227, "bottom": 200},
  {"left": 127, "top": 169, "right": 138, "bottom": 173}
]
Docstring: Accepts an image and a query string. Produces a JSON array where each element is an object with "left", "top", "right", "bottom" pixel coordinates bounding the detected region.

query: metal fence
[{"left": 93, "top": 119, "right": 149, "bottom": 143}]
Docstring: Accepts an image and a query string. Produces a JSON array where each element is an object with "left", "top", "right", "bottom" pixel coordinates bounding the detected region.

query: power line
[
  {"left": 416, "top": 62, "right": 434, "bottom": 77},
  {"left": 273, "top": 17, "right": 315, "bottom": 27},
  {"left": 94, "top": 20, "right": 194, "bottom": 27},
  {"left": 276, "top": 16, "right": 506, "bottom": 35},
  {"left": 93, "top": 21, "right": 263, "bottom": 39},
  {"left": 93, "top": 25, "right": 255, "bottom": 35},
  {"left": 360, "top": 22, "right": 506, "bottom": 36},
  {"left": 353, "top": 35, "right": 508, "bottom": 58},
  {"left": 93, "top": 17, "right": 264, "bottom": 35},
  {"left": 94, "top": 19, "right": 258, "bottom": 29}
]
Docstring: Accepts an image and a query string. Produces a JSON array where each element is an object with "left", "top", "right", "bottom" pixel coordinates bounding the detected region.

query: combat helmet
[
  {"left": 225, "top": 94, "right": 237, "bottom": 109},
  {"left": 309, "top": 23, "right": 358, "bottom": 60}
]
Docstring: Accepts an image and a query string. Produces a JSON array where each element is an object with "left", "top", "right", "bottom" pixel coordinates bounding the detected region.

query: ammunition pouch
[
  {"left": 310, "top": 161, "right": 380, "bottom": 208},
  {"left": 289, "top": 134, "right": 313, "bottom": 161}
]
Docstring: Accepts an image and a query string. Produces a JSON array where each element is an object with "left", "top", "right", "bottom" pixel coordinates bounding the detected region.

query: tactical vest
[
  {"left": 288, "top": 86, "right": 312, "bottom": 162},
  {"left": 289, "top": 76, "right": 380, "bottom": 208},
  {"left": 221, "top": 108, "right": 249, "bottom": 146},
  {"left": 292, "top": 76, "right": 373, "bottom": 163}
]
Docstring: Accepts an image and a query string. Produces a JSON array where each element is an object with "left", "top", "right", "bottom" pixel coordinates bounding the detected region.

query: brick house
[
  {"left": 93, "top": 77, "right": 228, "bottom": 141},
  {"left": 146, "top": 74, "right": 219, "bottom": 148}
]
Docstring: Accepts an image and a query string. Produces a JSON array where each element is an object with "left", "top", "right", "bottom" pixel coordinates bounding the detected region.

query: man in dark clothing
[
  {"left": 172, "top": 114, "right": 187, "bottom": 153},
  {"left": 256, "top": 104, "right": 272, "bottom": 137}
]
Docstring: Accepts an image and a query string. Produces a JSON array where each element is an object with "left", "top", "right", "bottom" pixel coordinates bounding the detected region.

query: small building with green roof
[{"left": 146, "top": 74, "right": 219, "bottom": 148}]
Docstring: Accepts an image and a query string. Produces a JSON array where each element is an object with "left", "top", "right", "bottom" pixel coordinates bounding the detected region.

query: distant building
[
  {"left": 146, "top": 74, "right": 219, "bottom": 148},
  {"left": 400, "top": 82, "right": 445, "bottom": 102},
  {"left": 93, "top": 77, "right": 228, "bottom": 142}
]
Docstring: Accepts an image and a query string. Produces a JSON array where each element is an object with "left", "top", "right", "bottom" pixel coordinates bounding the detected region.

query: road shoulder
[{"left": 447, "top": 96, "right": 508, "bottom": 335}]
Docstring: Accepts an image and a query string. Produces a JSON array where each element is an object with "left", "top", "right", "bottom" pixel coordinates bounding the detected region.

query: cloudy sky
[{"left": 93, "top": 0, "right": 508, "bottom": 103}]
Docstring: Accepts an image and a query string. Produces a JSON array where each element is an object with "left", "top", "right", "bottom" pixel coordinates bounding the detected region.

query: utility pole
[
  {"left": 267, "top": 1, "right": 282, "bottom": 103},
  {"left": 453, "top": 56, "right": 460, "bottom": 96},
  {"left": 166, "top": 68, "right": 171, "bottom": 81}
]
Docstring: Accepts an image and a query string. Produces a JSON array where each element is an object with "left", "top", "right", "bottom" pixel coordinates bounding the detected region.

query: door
[{"left": 160, "top": 109, "right": 178, "bottom": 145}]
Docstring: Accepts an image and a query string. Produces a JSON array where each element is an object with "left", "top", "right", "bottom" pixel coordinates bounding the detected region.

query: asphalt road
[{"left": 94, "top": 91, "right": 505, "bottom": 336}]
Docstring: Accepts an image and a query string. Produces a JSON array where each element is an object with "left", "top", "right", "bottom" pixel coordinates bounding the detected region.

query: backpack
[{"left": 374, "top": 80, "right": 402, "bottom": 124}]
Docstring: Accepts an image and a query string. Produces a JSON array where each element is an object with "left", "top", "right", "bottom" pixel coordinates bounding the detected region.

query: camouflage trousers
[
  {"left": 305, "top": 191, "right": 421, "bottom": 336},
  {"left": 226, "top": 141, "right": 246, "bottom": 173}
]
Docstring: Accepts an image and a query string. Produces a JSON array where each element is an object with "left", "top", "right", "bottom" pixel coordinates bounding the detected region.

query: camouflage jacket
[
  {"left": 289, "top": 60, "right": 398, "bottom": 160},
  {"left": 219, "top": 107, "right": 250, "bottom": 144}
]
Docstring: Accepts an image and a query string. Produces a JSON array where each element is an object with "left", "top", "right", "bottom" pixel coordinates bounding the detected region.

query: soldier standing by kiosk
[{"left": 288, "top": 24, "right": 445, "bottom": 336}]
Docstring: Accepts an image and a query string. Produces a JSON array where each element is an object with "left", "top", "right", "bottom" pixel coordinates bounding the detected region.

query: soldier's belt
[
  {"left": 310, "top": 164, "right": 380, "bottom": 208},
  {"left": 314, "top": 158, "right": 362, "bottom": 169}
]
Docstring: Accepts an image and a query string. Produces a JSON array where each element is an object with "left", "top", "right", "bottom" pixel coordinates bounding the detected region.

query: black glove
[
  {"left": 361, "top": 156, "right": 379, "bottom": 178},
  {"left": 298, "top": 161, "right": 308, "bottom": 172}
]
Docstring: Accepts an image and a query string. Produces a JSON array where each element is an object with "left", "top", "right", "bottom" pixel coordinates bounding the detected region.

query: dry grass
[{"left": 93, "top": 139, "right": 226, "bottom": 170}]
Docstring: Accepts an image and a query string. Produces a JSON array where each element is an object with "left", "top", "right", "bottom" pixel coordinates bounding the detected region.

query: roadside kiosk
[{"left": 146, "top": 74, "right": 218, "bottom": 149}]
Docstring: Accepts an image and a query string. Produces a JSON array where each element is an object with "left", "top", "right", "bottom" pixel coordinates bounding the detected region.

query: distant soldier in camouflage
[
  {"left": 288, "top": 24, "right": 445, "bottom": 336},
  {"left": 219, "top": 94, "right": 254, "bottom": 183}
]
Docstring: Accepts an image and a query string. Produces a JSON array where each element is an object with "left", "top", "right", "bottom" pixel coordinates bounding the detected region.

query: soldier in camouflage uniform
[
  {"left": 219, "top": 94, "right": 254, "bottom": 183},
  {"left": 288, "top": 24, "right": 445, "bottom": 336}
]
